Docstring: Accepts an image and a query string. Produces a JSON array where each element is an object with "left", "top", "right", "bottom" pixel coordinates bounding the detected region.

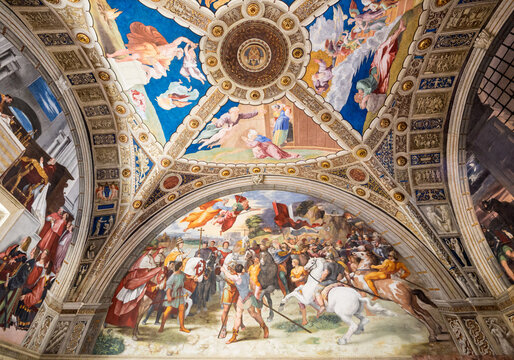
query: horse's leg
[
  {"left": 411, "top": 296, "right": 442, "bottom": 337},
  {"left": 400, "top": 302, "right": 438, "bottom": 342},
  {"left": 336, "top": 313, "right": 359, "bottom": 345},
  {"left": 278, "top": 291, "right": 295, "bottom": 309},
  {"left": 278, "top": 287, "right": 308, "bottom": 310},
  {"left": 133, "top": 297, "right": 149, "bottom": 340},
  {"left": 353, "top": 305, "right": 369, "bottom": 335},
  {"left": 265, "top": 292, "right": 273, "bottom": 322}
]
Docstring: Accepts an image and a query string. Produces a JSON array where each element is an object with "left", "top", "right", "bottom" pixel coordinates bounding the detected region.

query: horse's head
[
  {"left": 259, "top": 250, "right": 273, "bottom": 266},
  {"left": 206, "top": 251, "right": 217, "bottom": 268},
  {"left": 245, "top": 249, "right": 255, "bottom": 262},
  {"left": 304, "top": 257, "right": 318, "bottom": 272},
  {"left": 353, "top": 251, "right": 368, "bottom": 260},
  {"left": 184, "top": 257, "right": 205, "bottom": 282}
]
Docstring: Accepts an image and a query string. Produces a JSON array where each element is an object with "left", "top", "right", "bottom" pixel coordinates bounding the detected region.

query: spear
[{"left": 261, "top": 298, "right": 312, "bottom": 333}]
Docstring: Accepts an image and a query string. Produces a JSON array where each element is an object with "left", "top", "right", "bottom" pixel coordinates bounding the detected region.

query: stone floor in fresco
[{"left": 95, "top": 290, "right": 458, "bottom": 358}]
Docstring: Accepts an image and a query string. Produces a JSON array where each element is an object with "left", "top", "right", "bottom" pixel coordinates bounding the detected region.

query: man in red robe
[
  {"left": 38, "top": 211, "right": 69, "bottom": 263},
  {"left": 14, "top": 250, "right": 52, "bottom": 330},
  {"left": 38, "top": 207, "right": 64, "bottom": 236},
  {"left": 105, "top": 255, "right": 163, "bottom": 328}
]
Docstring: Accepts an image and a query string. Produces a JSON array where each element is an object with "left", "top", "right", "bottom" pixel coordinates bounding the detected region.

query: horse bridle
[{"left": 305, "top": 259, "right": 322, "bottom": 284}]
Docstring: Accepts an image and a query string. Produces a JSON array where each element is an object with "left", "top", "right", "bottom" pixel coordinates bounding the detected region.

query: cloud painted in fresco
[
  {"left": 325, "top": 19, "right": 399, "bottom": 112},
  {"left": 310, "top": 16, "right": 336, "bottom": 51},
  {"left": 309, "top": 5, "right": 347, "bottom": 52}
]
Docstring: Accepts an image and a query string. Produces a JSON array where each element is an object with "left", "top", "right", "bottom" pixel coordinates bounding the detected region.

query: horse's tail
[
  {"left": 412, "top": 289, "right": 437, "bottom": 308},
  {"left": 359, "top": 297, "right": 396, "bottom": 317}
]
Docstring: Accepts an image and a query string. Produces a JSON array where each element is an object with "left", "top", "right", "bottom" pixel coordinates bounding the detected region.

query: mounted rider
[
  {"left": 364, "top": 250, "right": 410, "bottom": 300},
  {"left": 314, "top": 253, "right": 346, "bottom": 317},
  {"left": 196, "top": 240, "right": 213, "bottom": 261},
  {"left": 164, "top": 238, "right": 185, "bottom": 267}
]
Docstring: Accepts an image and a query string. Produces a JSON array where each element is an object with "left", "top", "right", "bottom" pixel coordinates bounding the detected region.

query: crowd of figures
[
  {"left": 106, "top": 227, "right": 444, "bottom": 345},
  {"left": 0, "top": 207, "right": 74, "bottom": 331}
]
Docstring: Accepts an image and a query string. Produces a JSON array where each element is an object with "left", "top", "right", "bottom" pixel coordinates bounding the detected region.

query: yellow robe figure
[
  {"left": 364, "top": 258, "right": 410, "bottom": 297},
  {"left": 180, "top": 199, "right": 224, "bottom": 230},
  {"left": 164, "top": 249, "right": 184, "bottom": 267}
]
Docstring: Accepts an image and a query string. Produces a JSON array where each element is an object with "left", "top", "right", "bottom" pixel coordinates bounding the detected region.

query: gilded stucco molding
[{"left": 446, "top": 0, "right": 514, "bottom": 297}]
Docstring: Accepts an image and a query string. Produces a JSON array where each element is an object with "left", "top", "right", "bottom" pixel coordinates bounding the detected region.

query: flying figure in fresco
[
  {"left": 156, "top": 80, "right": 199, "bottom": 110},
  {"left": 312, "top": 59, "right": 334, "bottom": 95},
  {"left": 353, "top": 20, "right": 406, "bottom": 112},
  {"left": 362, "top": 0, "right": 399, "bottom": 12},
  {"left": 215, "top": 107, "right": 259, "bottom": 128},
  {"left": 180, "top": 43, "right": 206, "bottom": 85},
  {"left": 348, "top": 0, "right": 388, "bottom": 39},
  {"left": 211, "top": 195, "right": 257, "bottom": 234},
  {"left": 107, "top": 22, "right": 196, "bottom": 81},
  {"left": 194, "top": 121, "right": 233, "bottom": 150},
  {"left": 192, "top": 107, "right": 259, "bottom": 149},
  {"left": 320, "top": 5, "right": 361, "bottom": 61},
  {"left": 181, "top": 199, "right": 229, "bottom": 231}
]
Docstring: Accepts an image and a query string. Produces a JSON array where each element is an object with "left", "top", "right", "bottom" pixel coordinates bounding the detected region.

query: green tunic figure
[
  {"left": 163, "top": 272, "right": 185, "bottom": 309},
  {"left": 159, "top": 262, "right": 191, "bottom": 333}
]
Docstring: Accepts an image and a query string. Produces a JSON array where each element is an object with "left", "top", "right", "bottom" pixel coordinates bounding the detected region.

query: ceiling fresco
[
  {"left": 0, "top": 0, "right": 513, "bottom": 357},
  {"left": 91, "top": 0, "right": 210, "bottom": 144},
  {"left": 304, "top": 0, "right": 421, "bottom": 133},
  {"left": 83, "top": 0, "right": 429, "bottom": 166},
  {"left": 183, "top": 97, "right": 343, "bottom": 163}
]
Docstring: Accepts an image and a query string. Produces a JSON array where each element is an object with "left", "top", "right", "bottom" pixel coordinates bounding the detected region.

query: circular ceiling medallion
[
  {"left": 162, "top": 175, "right": 181, "bottom": 190},
  {"left": 220, "top": 21, "right": 288, "bottom": 88},
  {"left": 202, "top": 2, "right": 309, "bottom": 104},
  {"left": 247, "top": 3, "right": 260, "bottom": 16},
  {"left": 238, "top": 39, "right": 271, "bottom": 73},
  {"left": 349, "top": 168, "right": 367, "bottom": 183}
]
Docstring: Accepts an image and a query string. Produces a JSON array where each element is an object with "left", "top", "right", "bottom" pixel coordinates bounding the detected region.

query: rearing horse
[{"left": 352, "top": 251, "right": 444, "bottom": 342}]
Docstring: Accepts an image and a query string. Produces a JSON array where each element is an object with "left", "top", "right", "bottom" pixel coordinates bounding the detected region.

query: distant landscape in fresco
[{"left": 94, "top": 190, "right": 454, "bottom": 357}]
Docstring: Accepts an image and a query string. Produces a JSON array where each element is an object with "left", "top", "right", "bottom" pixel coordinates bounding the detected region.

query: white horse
[{"left": 278, "top": 257, "right": 395, "bottom": 345}]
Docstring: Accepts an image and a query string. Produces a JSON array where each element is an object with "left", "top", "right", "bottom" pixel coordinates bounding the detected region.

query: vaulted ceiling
[{"left": 0, "top": 0, "right": 513, "bottom": 357}]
